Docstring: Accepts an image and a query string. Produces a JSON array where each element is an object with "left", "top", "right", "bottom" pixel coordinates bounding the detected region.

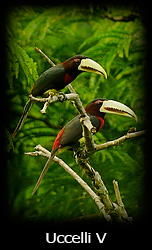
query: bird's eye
[
  {"left": 74, "top": 59, "right": 80, "bottom": 65},
  {"left": 96, "top": 100, "right": 102, "bottom": 106}
]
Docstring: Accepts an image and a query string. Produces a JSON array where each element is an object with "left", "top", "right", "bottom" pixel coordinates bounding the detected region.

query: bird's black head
[
  {"left": 85, "top": 98, "right": 137, "bottom": 121},
  {"left": 62, "top": 55, "right": 107, "bottom": 81}
]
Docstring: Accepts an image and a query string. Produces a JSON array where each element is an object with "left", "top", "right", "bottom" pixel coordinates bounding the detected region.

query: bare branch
[
  {"left": 25, "top": 141, "right": 137, "bottom": 223},
  {"left": 29, "top": 92, "right": 78, "bottom": 114},
  {"left": 80, "top": 116, "right": 96, "bottom": 154},
  {"left": 77, "top": 158, "right": 114, "bottom": 211},
  {"left": 35, "top": 47, "right": 55, "bottom": 66},
  {"left": 29, "top": 92, "right": 78, "bottom": 104},
  {"left": 25, "top": 144, "right": 111, "bottom": 222},
  {"left": 53, "top": 156, "right": 111, "bottom": 221},
  {"left": 95, "top": 130, "right": 146, "bottom": 152},
  {"left": 113, "top": 180, "right": 133, "bottom": 222},
  {"left": 67, "top": 84, "right": 77, "bottom": 94},
  {"left": 40, "top": 102, "right": 50, "bottom": 114},
  {"left": 74, "top": 130, "right": 146, "bottom": 162}
]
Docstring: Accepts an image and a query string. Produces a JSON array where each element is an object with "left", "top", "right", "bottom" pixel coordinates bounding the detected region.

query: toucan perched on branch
[
  {"left": 32, "top": 98, "right": 137, "bottom": 195},
  {"left": 12, "top": 55, "right": 107, "bottom": 138}
]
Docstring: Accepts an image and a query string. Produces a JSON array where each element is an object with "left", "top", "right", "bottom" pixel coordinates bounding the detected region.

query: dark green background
[{"left": 6, "top": 5, "right": 146, "bottom": 223}]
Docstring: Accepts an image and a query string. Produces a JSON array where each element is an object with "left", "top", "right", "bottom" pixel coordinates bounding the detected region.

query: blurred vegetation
[{"left": 6, "top": 5, "right": 146, "bottom": 222}]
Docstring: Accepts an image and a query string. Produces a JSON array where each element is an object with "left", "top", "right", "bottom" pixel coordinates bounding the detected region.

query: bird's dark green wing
[
  {"left": 59, "top": 115, "right": 100, "bottom": 148},
  {"left": 31, "top": 64, "right": 66, "bottom": 96}
]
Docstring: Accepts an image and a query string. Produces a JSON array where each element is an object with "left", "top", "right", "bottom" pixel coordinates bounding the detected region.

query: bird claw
[
  {"left": 74, "top": 149, "right": 89, "bottom": 162},
  {"left": 74, "top": 149, "right": 83, "bottom": 160},
  {"left": 56, "top": 92, "right": 67, "bottom": 102},
  {"left": 48, "top": 91, "right": 55, "bottom": 97}
]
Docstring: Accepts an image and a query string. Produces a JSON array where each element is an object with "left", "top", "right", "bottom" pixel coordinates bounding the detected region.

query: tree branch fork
[{"left": 25, "top": 47, "right": 146, "bottom": 223}]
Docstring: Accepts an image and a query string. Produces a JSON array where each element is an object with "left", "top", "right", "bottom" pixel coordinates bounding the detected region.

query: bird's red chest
[
  {"left": 64, "top": 72, "right": 73, "bottom": 84},
  {"left": 52, "top": 128, "right": 64, "bottom": 150},
  {"left": 97, "top": 116, "right": 104, "bottom": 131}
]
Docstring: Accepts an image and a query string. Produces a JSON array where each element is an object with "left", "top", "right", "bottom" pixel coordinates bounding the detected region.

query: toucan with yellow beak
[
  {"left": 12, "top": 55, "right": 107, "bottom": 139},
  {"left": 32, "top": 98, "right": 137, "bottom": 195}
]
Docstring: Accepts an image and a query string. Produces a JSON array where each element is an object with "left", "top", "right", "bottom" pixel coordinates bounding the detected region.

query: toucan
[
  {"left": 32, "top": 98, "right": 137, "bottom": 195},
  {"left": 12, "top": 55, "right": 107, "bottom": 138}
]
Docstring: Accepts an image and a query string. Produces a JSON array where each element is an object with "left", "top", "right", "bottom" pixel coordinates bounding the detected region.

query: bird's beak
[
  {"left": 100, "top": 100, "right": 137, "bottom": 121},
  {"left": 78, "top": 58, "right": 107, "bottom": 79}
]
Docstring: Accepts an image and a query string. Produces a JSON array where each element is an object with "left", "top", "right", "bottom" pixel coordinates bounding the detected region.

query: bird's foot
[
  {"left": 48, "top": 91, "right": 55, "bottom": 97},
  {"left": 56, "top": 92, "right": 67, "bottom": 102},
  {"left": 74, "top": 149, "right": 88, "bottom": 161},
  {"left": 74, "top": 149, "right": 82, "bottom": 159}
]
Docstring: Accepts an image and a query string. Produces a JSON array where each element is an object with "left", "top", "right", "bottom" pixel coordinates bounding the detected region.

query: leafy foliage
[{"left": 6, "top": 5, "right": 146, "bottom": 222}]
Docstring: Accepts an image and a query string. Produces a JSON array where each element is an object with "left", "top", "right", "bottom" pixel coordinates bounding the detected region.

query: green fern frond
[
  {"left": 116, "top": 65, "right": 143, "bottom": 80},
  {"left": 103, "top": 47, "right": 118, "bottom": 75},
  {"left": 21, "top": 12, "right": 47, "bottom": 42},
  {"left": 7, "top": 38, "right": 38, "bottom": 86}
]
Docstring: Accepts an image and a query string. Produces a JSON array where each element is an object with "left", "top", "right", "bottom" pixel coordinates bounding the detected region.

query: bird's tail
[
  {"left": 32, "top": 148, "right": 59, "bottom": 195},
  {"left": 12, "top": 99, "right": 34, "bottom": 139}
]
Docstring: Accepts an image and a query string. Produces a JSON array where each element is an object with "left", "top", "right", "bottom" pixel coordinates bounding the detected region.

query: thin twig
[
  {"left": 74, "top": 130, "right": 146, "bottom": 161},
  {"left": 80, "top": 117, "right": 96, "bottom": 153},
  {"left": 113, "top": 180, "right": 133, "bottom": 222},
  {"left": 95, "top": 130, "right": 146, "bottom": 152},
  {"left": 113, "top": 180, "right": 124, "bottom": 208},
  {"left": 35, "top": 47, "right": 55, "bottom": 66},
  {"left": 67, "top": 84, "right": 77, "bottom": 94},
  {"left": 29, "top": 92, "right": 78, "bottom": 114}
]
